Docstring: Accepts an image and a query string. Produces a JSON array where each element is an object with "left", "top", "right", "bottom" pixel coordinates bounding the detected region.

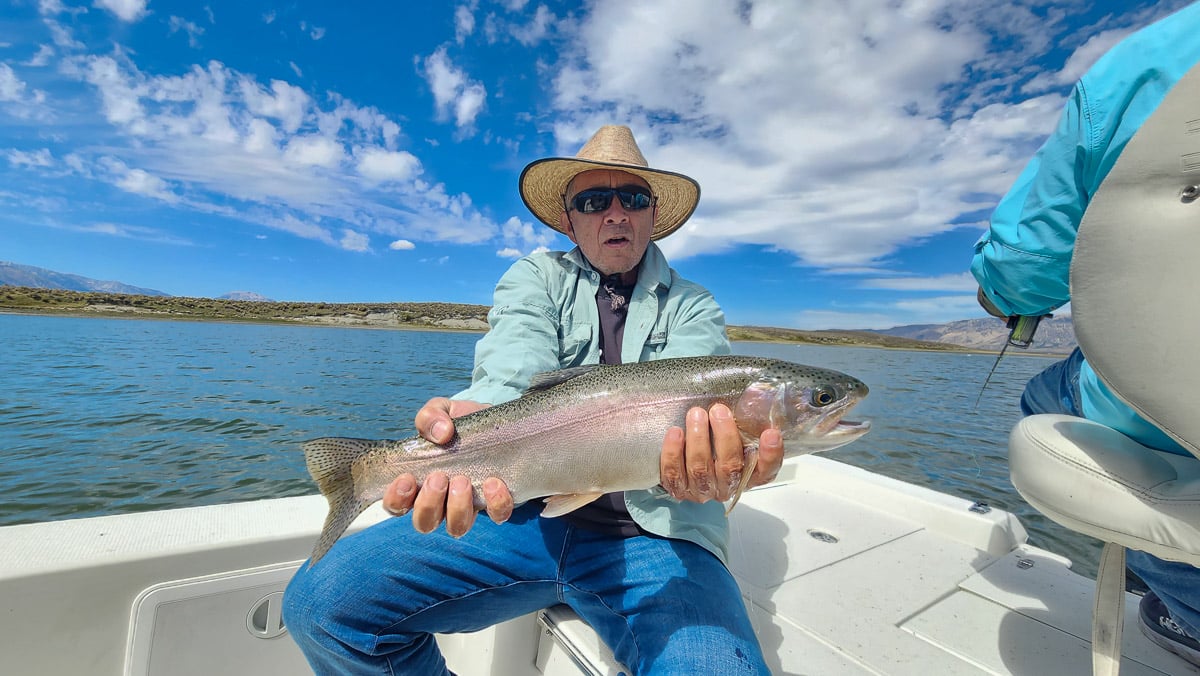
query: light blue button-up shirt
[
  {"left": 453, "top": 241, "right": 737, "bottom": 562},
  {"left": 972, "top": 2, "right": 1200, "bottom": 456}
]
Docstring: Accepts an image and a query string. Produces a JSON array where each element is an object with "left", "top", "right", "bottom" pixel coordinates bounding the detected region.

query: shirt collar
[{"left": 563, "top": 242, "right": 673, "bottom": 292}]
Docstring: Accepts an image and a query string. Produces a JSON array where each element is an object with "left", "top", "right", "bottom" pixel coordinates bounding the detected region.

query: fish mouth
[
  {"left": 800, "top": 397, "right": 870, "bottom": 451},
  {"left": 828, "top": 418, "right": 870, "bottom": 438},
  {"left": 793, "top": 417, "right": 870, "bottom": 453}
]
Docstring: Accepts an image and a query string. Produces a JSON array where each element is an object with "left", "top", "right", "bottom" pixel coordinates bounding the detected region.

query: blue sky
[{"left": 0, "top": 0, "right": 1188, "bottom": 329}]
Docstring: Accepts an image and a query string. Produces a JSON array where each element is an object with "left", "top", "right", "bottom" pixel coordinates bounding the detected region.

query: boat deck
[
  {"left": 0, "top": 456, "right": 1194, "bottom": 675},
  {"left": 526, "top": 458, "right": 1194, "bottom": 675}
]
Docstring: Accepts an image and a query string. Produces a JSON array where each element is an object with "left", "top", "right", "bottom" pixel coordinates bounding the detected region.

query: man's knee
[{"left": 282, "top": 561, "right": 344, "bottom": 643}]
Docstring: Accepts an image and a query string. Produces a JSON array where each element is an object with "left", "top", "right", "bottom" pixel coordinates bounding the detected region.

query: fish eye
[{"left": 811, "top": 387, "right": 837, "bottom": 407}]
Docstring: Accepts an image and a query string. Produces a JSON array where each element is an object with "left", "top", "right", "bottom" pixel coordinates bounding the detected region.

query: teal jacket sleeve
[
  {"left": 452, "top": 257, "right": 563, "bottom": 406},
  {"left": 970, "top": 84, "right": 1091, "bottom": 318}
]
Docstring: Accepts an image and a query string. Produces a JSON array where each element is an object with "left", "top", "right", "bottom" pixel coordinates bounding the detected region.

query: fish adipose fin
[
  {"left": 302, "top": 437, "right": 381, "bottom": 566},
  {"left": 540, "top": 492, "right": 606, "bottom": 518}
]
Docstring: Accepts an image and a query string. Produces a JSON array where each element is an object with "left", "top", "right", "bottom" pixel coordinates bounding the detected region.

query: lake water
[{"left": 0, "top": 313, "right": 1101, "bottom": 576}]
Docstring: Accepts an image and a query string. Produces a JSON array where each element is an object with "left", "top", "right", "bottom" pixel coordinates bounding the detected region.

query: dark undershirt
[{"left": 559, "top": 275, "right": 648, "bottom": 537}]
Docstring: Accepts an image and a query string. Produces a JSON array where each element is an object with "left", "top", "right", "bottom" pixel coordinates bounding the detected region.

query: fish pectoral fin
[
  {"left": 725, "top": 446, "right": 760, "bottom": 515},
  {"left": 540, "top": 492, "right": 606, "bottom": 518}
]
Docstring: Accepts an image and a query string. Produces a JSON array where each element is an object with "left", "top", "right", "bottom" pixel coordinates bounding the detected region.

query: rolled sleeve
[{"left": 971, "top": 84, "right": 1090, "bottom": 317}]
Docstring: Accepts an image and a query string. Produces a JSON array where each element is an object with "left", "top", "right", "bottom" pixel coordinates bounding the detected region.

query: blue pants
[
  {"left": 282, "top": 502, "right": 770, "bottom": 675},
  {"left": 1023, "top": 348, "right": 1200, "bottom": 637}
]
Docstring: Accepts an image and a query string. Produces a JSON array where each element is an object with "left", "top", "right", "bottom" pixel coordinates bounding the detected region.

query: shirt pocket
[
  {"left": 558, "top": 324, "right": 594, "bottom": 367},
  {"left": 640, "top": 329, "right": 669, "bottom": 360}
]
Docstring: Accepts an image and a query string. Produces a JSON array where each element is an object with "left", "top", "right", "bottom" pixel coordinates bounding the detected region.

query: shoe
[{"left": 1139, "top": 591, "right": 1200, "bottom": 667}]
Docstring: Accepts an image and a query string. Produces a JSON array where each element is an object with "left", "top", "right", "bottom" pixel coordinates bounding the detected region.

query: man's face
[{"left": 560, "top": 169, "right": 657, "bottom": 280}]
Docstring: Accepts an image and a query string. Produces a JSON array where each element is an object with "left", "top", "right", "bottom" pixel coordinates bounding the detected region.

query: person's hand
[
  {"left": 659, "top": 403, "right": 784, "bottom": 504},
  {"left": 381, "top": 397, "right": 513, "bottom": 536}
]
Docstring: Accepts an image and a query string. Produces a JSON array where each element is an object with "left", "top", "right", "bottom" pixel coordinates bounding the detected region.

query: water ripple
[{"left": 0, "top": 315, "right": 1103, "bottom": 577}]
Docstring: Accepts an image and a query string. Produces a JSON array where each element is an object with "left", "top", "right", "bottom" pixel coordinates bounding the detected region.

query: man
[
  {"left": 284, "top": 125, "right": 782, "bottom": 675},
  {"left": 971, "top": 2, "right": 1200, "bottom": 666}
]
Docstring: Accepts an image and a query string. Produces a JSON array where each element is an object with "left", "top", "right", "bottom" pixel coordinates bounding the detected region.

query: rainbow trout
[{"left": 303, "top": 355, "right": 870, "bottom": 564}]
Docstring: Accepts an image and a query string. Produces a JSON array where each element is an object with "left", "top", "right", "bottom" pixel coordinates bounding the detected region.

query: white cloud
[
  {"left": 0, "top": 64, "right": 50, "bottom": 118},
  {"left": 789, "top": 291, "right": 984, "bottom": 330},
  {"left": 25, "top": 45, "right": 55, "bottom": 67},
  {"left": 340, "top": 229, "right": 370, "bottom": 252},
  {"left": 389, "top": 239, "right": 415, "bottom": 250},
  {"left": 454, "top": 83, "right": 486, "bottom": 129},
  {"left": 356, "top": 148, "right": 421, "bottom": 182},
  {"left": 94, "top": 0, "right": 149, "bottom": 23},
  {"left": 860, "top": 273, "right": 979, "bottom": 292},
  {"left": 5, "top": 148, "right": 55, "bottom": 168},
  {"left": 38, "top": 0, "right": 67, "bottom": 15},
  {"left": 239, "top": 78, "right": 310, "bottom": 134},
  {"left": 75, "top": 221, "right": 194, "bottom": 245},
  {"left": 421, "top": 46, "right": 487, "bottom": 132},
  {"left": 97, "top": 157, "right": 179, "bottom": 203},
  {"left": 43, "top": 50, "right": 499, "bottom": 252},
  {"left": 510, "top": 4, "right": 553, "bottom": 46},
  {"left": 547, "top": 0, "right": 1154, "bottom": 279},
  {"left": 454, "top": 4, "right": 475, "bottom": 43},
  {"left": 1024, "top": 28, "right": 1132, "bottom": 95},
  {"left": 300, "top": 21, "right": 326, "bottom": 40},
  {"left": 168, "top": 16, "right": 205, "bottom": 48},
  {"left": 283, "top": 135, "right": 345, "bottom": 168},
  {"left": 0, "top": 64, "right": 27, "bottom": 102},
  {"left": 499, "top": 215, "right": 555, "bottom": 256}
]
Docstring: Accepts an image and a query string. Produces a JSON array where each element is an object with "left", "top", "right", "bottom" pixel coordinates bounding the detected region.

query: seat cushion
[{"left": 1010, "top": 414, "right": 1200, "bottom": 565}]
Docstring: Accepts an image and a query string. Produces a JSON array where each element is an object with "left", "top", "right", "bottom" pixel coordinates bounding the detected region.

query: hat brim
[{"left": 519, "top": 158, "right": 700, "bottom": 241}]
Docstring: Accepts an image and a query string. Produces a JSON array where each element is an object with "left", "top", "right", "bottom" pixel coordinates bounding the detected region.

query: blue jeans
[
  {"left": 282, "top": 502, "right": 770, "bottom": 675},
  {"left": 1023, "top": 348, "right": 1200, "bottom": 637}
]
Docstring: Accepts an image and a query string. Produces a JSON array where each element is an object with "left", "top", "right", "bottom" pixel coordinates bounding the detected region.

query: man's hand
[
  {"left": 381, "top": 397, "right": 513, "bottom": 536},
  {"left": 659, "top": 403, "right": 784, "bottom": 503}
]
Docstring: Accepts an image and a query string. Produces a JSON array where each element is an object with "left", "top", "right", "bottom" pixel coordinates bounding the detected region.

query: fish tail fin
[{"left": 302, "top": 437, "right": 380, "bottom": 567}]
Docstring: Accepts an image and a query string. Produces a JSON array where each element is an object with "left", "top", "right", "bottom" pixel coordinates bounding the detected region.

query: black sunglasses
[{"left": 564, "top": 186, "right": 655, "bottom": 214}]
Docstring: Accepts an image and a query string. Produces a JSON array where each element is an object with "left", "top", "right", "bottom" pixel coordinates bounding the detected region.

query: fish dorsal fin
[{"left": 525, "top": 365, "right": 604, "bottom": 393}]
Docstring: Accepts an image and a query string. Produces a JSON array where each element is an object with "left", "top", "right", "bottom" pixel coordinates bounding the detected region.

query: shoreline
[
  {"left": 0, "top": 306, "right": 1069, "bottom": 358},
  {"left": 0, "top": 285, "right": 1072, "bottom": 357}
]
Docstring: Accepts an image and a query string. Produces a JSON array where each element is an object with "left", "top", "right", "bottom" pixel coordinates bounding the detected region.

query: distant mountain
[
  {"left": 0, "top": 261, "right": 170, "bottom": 297},
  {"left": 872, "top": 315, "right": 1076, "bottom": 353},
  {"left": 219, "top": 291, "right": 274, "bottom": 302}
]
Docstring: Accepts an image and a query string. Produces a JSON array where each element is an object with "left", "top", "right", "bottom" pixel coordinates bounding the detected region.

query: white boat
[{"left": 0, "top": 451, "right": 1194, "bottom": 675}]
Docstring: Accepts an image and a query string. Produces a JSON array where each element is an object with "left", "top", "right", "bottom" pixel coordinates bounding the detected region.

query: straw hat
[{"left": 519, "top": 125, "right": 701, "bottom": 240}]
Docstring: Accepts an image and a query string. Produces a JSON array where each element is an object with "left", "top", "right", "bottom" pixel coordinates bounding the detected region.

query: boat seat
[{"left": 1008, "top": 61, "right": 1200, "bottom": 676}]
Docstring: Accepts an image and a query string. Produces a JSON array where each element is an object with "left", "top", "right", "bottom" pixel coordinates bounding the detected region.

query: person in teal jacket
[
  {"left": 284, "top": 125, "right": 783, "bottom": 675},
  {"left": 972, "top": 2, "right": 1200, "bottom": 666}
]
